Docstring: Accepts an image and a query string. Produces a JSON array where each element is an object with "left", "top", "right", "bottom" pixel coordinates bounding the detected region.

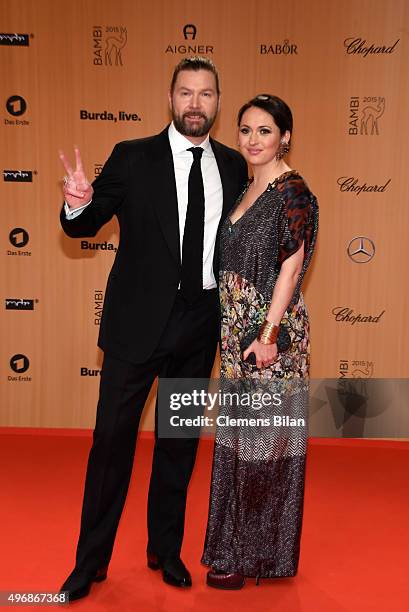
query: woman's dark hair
[{"left": 237, "top": 94, "right": 293, "bottom": 135}]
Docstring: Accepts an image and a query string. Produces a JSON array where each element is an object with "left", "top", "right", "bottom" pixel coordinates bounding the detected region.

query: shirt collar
[{"left": 168, "top": 121, "right": 212, "bottom": 156}]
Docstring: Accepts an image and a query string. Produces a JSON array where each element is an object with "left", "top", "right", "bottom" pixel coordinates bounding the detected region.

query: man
[{"left": 59, "top": 57, "right": 247, "bottom": 600}]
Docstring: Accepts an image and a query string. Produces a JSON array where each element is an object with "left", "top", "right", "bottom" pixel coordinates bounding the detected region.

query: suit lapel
[
  {"left": 149, "top": 128, "right": 181, "bottom": 265},
  {"left": 148, "top": 131, "right": 238, "bottom": 268}
]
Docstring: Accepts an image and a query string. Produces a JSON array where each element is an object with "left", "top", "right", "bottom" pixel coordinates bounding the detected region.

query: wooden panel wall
[{"left": 1, "top": 0, "right": 407, "bottom": 427}]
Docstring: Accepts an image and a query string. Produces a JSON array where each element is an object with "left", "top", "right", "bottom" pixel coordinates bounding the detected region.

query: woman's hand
[{"left": 243, "top": 339, "right": 278, "bottom": 369}]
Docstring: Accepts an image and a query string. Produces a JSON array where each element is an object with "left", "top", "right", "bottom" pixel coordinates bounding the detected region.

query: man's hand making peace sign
[{"left": 59, "top": 147, "right": 93, "bottom": 210}]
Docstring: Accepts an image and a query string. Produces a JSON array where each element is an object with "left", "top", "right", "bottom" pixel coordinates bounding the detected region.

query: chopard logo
[
  {"left": 344, "top": 37, "right": 399, "bottom": 57},
  {"left": 3, "top": 170, "right": 33, "bottom": 182},
  {"left": 332, "top": 307, "right": 385, "bottom": 324},
  {"left": 347, "top": 237, "right": 375, "bottom": 263},
  {"left": 337, "top": 176, "right": 390, "bottom": 195}
]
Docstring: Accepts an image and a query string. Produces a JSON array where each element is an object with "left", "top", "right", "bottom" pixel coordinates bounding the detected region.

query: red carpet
[{"left": 1, "top": 430, "right": 408, "bottom": 611}]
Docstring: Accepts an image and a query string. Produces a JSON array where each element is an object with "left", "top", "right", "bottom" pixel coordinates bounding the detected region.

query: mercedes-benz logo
[{"left": 347, "top": 236, "right": 375, "bottom": 263}]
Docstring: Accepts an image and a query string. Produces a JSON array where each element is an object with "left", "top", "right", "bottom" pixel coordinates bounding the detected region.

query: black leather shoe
[
  {"left": 147, "top": 552, "right": 192, "bottom": 588},
  {"left": 60, "top": 566, "right": 108, "bottom": 601},
  {"left": 147, "top": 550, "right": 161, "bottom": 570}
]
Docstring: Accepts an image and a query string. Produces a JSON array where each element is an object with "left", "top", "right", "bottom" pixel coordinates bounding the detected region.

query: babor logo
[
  {"left": 10, "top": 354, "right": 30, "bottom": 373},
  {"left": 9, "top": 228, "right": 29, "bottom": 248},
  {"left": 347, "top": 237, "right": 375, "bottom": 263},
  {"left": 259, "top": 39, "right": 298, "bottom": 55},
  {"left": 6, "top": 95, "right": 27, "bottom": 116},
  {"left": 92, "top": 26, "right": 128, "bottom": 66},
  {"left": 183, "top": 24, "right": 197, "bottom": 40},
  {"left": 348, "top": 96, "right": 385, "bottom": 135}
]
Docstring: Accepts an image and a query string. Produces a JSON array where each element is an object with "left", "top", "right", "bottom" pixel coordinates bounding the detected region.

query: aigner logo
[
  {"left": 5, "top": 298, "right": 35, "bottom": 310},
  {"left": 10, "top": 354, "right": 30, "bottom": 373},
  {"left": 0, "top": 33, "right": 30, "bottom": 46},
  {"left": 165, "top": 24, "right": 214, "bottom": 55},
  {"left": 347, "top": 237, "right": 375, "bottom": 263},
  {"left": 348, "top": 96, "right": 385, "bottom": 135},
  {"left": 337, "top": 176, "right": 391, "bottom": 195},
  {"left": 3, "top": 170, "right": 33, "bottom": 182},
  {"left": 92, "top": 26, "right": 127, "bottom": 66},
  {"left": 344, "top": 37, "right": 399, "bottom": 57},
  {"left": 183, "top": 24, "right": 197, "bottom": 40}
]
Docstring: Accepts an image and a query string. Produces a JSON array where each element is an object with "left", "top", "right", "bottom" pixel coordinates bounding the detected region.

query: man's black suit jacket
[{"left": 60, "top": 127, "right": 248, "bottom": 364}]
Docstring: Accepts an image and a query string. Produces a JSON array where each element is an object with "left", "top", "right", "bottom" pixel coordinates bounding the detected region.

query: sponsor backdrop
[{"left": 1, "top": 0, "right": 408, "bottom": 428}]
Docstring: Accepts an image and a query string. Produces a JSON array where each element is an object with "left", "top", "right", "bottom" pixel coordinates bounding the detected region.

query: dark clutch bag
[{"left": 239, "top": 323, "right": 291, "bottom": 365}]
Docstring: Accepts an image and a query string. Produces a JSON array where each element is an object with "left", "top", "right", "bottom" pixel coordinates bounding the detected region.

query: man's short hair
[{"left": 170, "top": 57, "right": 220, "bottom": 95}]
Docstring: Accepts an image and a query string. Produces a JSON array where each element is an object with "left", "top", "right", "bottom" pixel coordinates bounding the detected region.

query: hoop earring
[{"left": 275, "top": 140, "right": 290, "bottom": 161}]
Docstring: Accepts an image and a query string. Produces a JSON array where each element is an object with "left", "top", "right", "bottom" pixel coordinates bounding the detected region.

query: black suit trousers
[{"left": 75, "top": 289, "right": 219, "bottom": 572}]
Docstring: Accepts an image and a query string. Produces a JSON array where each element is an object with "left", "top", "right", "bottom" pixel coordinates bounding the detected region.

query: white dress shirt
[{"left": 65, "top": 122, "right": 223, "bottom": 289}]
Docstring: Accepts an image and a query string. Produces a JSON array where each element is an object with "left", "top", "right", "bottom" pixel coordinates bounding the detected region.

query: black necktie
[{"left": 180, "top": 146, "right": 205, "bottom": 304}]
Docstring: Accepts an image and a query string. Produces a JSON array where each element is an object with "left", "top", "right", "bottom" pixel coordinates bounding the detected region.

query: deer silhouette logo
[
  {"left": 105, "top": 29, "right": 127, "bottom": 66},
  {"left": 360, "top": 98, "right": 385, "bottom": 135}
]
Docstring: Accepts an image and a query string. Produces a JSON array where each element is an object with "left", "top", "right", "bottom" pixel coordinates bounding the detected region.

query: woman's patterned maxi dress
[{"left": 202, "top": 171, "right": 319, "bottom": 578}]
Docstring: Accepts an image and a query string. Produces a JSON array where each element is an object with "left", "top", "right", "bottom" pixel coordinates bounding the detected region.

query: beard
[{"left": 172, "top": 109, "right": 217, "bottom": 138}]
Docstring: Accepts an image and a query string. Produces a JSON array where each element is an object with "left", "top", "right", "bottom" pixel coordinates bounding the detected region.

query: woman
[{"left": 201, "top": 94, "right": 319, "bottom": 588}]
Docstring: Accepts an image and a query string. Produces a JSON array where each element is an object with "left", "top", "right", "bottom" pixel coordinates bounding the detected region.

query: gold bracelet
[{"left": 257, "top": 320, "right": 279, "bottom": 345}]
